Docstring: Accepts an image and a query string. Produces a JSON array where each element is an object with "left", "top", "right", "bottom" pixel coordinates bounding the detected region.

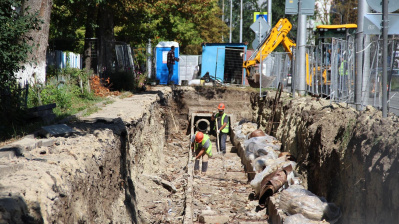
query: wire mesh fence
[
  {"left": 305, "top": 37, "right": 356, "bottom": 103},
  {"left": 215, "top": 47, "right": 246, "bottom": 84},
  {"left": 360, "top": 38, "right": 399, "bottom": 113},
  {"left": 262, "top": 35, "right": 399, "bottom": 115},
  {"left": 259, "top": 52, "right": 292, "bottom": 90}
]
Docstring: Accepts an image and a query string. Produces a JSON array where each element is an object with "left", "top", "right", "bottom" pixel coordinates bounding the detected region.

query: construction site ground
[{"left": 189, "top": 137, "right": 268, "bottom": 223}]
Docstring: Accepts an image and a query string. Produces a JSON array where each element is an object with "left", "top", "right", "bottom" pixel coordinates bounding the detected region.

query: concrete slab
[
  {"left": 40, "top": 124, "right": 75, "bottom": 138},
  {"left": 0, "top": 150, "right": 17, "bottom": 159},
  {"left": 10, "top": 137, "right": 40, "bottom": 151},
  {"left": 0, "top": 147, "right": 23, "bottom": 158},
  {"left": 41, "top": 139, "right": 55, "bottom": 147},
  {"left": 0, "top": 164, "right": 24, "bottom": 176}
]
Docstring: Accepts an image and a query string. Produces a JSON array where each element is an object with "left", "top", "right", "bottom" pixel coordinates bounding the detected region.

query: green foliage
[
  {"left": 27, "top": 68, "right": 98, "bottom": 116},
  {"left": 135, "top": 72, "right": 147, "bottom": 90},
  {"left": 49, "top": 0, "right": 93, "bottom": 53},
  {"left": 50, "top": 0, "right": 229, "bottom": 55},
  {"left": 115, "top": 0, "right": 228, "bottom": 54},
  {"left": 0, "top": 0, "right": 42, "bottom": 136},
  {"left": 0, "top": 0, "right": 41, "bottom": 81}
]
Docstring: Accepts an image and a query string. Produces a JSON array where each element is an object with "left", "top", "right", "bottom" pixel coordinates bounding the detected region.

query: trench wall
[
  {"left": 0, "top": 91, "right": 170, "bottom": 223},
  {"left": 173, "top": 86, "right": 254, "bottom": 122},
  {"left": 252, "top": 91, "right": 399, "bottom": 224}
]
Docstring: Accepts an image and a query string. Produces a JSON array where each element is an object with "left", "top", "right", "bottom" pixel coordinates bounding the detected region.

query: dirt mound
[{"left": 254, "top": 93, "right": 399, "bottom": 224}]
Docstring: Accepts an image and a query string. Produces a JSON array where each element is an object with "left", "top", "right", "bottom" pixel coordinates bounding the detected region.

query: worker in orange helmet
[
  {"left": 191, "top": 131, "right": 213, "bottom": 176},
  {"left": 211, "top": 103, "right": 230, "bottom": 154}
]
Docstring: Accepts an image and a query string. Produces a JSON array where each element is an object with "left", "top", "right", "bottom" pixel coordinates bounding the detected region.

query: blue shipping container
[{"left": 156, "top": 41, "right": 179, "bottom": 85}]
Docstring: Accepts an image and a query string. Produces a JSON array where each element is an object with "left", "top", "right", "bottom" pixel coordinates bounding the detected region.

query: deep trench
[{"left": 2, "top": 87, "right": 398, "bottom": 224}]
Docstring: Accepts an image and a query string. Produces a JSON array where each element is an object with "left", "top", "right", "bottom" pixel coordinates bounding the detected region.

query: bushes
[{"left": 27, "top": 68, "right": 98, "bottom": 116}]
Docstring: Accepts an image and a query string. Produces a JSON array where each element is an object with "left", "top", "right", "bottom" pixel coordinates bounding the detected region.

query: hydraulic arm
[{"left": 243, "top": 18, "right": 296, "bottom": 77}]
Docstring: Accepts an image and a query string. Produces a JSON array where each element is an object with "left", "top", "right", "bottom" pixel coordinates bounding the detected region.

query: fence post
[{"left": 147, "top": 39, "right": 152, "bottom": 79}]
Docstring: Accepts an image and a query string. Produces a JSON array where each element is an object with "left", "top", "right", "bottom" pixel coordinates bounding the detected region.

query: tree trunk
[
  {"left": 17, "top": 0, "right": 53, "bottom": 86},
  {"left": 83, "top": 4, "right": 96, "bottom": 73},
  {"left": 97, "top": 3, "right": 115, "bottom": 76}
]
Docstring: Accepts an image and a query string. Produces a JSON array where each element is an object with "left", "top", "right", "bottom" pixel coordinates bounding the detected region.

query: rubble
[{"left": 141, "top": 174, "right": 177, "bottom": 193}]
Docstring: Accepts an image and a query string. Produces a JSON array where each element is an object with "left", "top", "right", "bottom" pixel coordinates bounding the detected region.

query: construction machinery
[
  {"left": 243, "top": 18, "right": 296, "bottom": 87},
  {"left": 307, "top": 24, "right": 357, "bottom": 96},
  {"left": 243, "top": 18, "right": 358, "bottom": 97}
]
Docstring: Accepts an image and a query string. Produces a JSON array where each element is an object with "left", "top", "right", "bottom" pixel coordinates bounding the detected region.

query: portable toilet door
[{"left": 155, "top": 41, "right": 179, "bottom": 85}]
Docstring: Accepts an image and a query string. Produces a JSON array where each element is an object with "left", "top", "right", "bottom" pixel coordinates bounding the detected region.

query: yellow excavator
[
  {"left": 243, "top": 18, "right": 296, "bottom": 87},
  {"left": 243, "top": 17, "right": 358, "bottom": 93},
  {"left": 310, "top": 23, "right": 357, "bottom": 90}
]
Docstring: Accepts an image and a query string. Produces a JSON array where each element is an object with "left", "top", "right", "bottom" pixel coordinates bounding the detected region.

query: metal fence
[
  {"left": 46, "top": 51, "right": 82, "bottom": 70},
  {"left": 261, "top": 35, "right": 399, "bottom": 115},
  {"left": 360, "top": 37, "right": 399, "bottom": 114},
  {"left": 257, "top": 51, "right": 293, "bottom": 95},
  {"left": 305, "top": 37, "right": 356, "bottom": 103},
  {"left": 215, "top": 47, "right": 246, "bottom": 84},
  {"left": 179, "top": 55, "right": 201, "bottom": 85}
]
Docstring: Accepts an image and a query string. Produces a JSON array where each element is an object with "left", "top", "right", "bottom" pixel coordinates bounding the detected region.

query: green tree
[
  {"left": 331, "top": 0, "right": 358, "bottom": 24},
  {"left": 223, "top": 0, "right": 293, "bottom": 49},
  {"left": 50, "top": 0, "right": 228, "bottom": 68},
  {"left": 0, "top": 0, "right": 41, "bottom": 127},
  {"left": 116, "top": 0, "right": 228, "bottom": 54}
]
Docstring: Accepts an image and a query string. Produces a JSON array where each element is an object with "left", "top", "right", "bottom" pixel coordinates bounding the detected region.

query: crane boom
[{"left": 243, "top": 18, "right": 295, "bottom": 77}]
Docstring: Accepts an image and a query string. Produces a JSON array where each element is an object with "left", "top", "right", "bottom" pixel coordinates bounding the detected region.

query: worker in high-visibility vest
[
  {"left": 211, "top": 103, "right": 230, "bottom": 154},
  {"left": 191, "top": 131, "right": 212, "bottom": 176}
]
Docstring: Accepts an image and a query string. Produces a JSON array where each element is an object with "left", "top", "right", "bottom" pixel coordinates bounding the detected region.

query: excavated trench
[{"left": 0, "top": 86, "right": 398, "bottom": 223}]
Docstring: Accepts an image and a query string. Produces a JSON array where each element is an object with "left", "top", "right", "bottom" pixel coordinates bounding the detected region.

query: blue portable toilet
[
  {"left": 200, "top": 43, "right": 247, "bottom": 85},
  {"left": 155, "top": 41, "right": 179, "bottom": 85}
]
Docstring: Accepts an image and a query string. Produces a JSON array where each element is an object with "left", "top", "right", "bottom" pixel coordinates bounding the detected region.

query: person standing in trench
[{"left": 211, "top": 103, "right": 229, "bottom": 154}]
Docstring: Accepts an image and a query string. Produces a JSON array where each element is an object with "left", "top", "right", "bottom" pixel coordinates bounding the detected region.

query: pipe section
[{"left": 195, "top": 119, "right": 210, "bottom": 133}]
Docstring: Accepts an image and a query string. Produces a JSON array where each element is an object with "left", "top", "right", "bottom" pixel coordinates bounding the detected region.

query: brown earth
[{"left": 252, "top": 92, "right": 399, "bottom": 224}]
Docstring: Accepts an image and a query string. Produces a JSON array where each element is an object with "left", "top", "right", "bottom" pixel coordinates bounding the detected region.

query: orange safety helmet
[
  {"left": 217, "top": 103, "right": 225, "bottom": 110},
  {"left": 195, "top": 132, "right": 204, "bottom": 143}
]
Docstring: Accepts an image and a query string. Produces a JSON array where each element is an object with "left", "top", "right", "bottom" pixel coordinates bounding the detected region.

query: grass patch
[
  {"left": 119, "top": 91, "right": 134, "bottom": 99},
  {"left": 0, "top": 68, "right": 109, "bottom": 142}
]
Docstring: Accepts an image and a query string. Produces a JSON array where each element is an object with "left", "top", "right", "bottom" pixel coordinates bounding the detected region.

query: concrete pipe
[{"left": 195, "top": 119, "right": 210, "bottom": 133}]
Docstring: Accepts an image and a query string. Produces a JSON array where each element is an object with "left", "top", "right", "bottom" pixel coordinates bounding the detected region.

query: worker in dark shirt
[{"left": 167, "top": 46, "right": 179, "bottom": 85}]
